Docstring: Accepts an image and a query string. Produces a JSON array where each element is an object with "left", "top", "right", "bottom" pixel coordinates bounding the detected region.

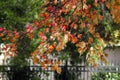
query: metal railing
[{"left": 0, "top": 64, "right": 120, "bottom": 80}]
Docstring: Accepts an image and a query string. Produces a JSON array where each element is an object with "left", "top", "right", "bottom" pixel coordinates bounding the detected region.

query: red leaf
[
  {"left": 61, "top": 25, "right": 68, "bottom": 32},
  {"left": 94, "top": 0, "right": 98, "bottom": 3},
  {"left": 26, "top": 25, "right": 32, "bottom": 32},
  {"left": 0, "top": 28, "right": 5, "bottom": 32}
]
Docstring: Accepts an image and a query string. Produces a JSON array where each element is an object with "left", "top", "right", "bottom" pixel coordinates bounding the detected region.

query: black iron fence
[{"left": 0, "top": 64, "right": 120, "bottom": 80}]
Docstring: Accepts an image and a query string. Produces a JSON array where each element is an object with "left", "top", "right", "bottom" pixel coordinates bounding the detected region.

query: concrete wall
[{"left": 105, "top": 47, "right": 120, "bottom": 65}]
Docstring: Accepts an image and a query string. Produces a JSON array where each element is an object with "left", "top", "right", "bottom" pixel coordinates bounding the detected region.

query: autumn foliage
[{"left": 0, "top": 0, "right": 120, "bottom": 73}]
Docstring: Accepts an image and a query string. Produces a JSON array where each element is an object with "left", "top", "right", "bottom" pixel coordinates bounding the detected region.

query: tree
[
  {"left": 0, "top": 0, "right": 43, "bottom": 64},
  {"left": 0, "top": 0, "right": 43, "bottom": 80},
  {"left": 0, "top": 0, "right": 120, "bottom": 74}
]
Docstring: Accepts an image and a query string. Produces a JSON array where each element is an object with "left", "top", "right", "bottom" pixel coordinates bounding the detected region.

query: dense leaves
[
  {"left": 30, "top": 0, "right": 120, "bottom": 71},
  {"left": 0, "top": 0, "right": 120, "bottom": 73},
  {"left": 0, "top": 0, "right": 43, "bottom": 30}
]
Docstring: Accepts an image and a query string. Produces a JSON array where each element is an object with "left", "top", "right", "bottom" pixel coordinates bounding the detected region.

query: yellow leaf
[
  {"left": 56, "top": 67, "right": 61, "bottom": 74},
  {"left": 113, "top": 30, "right": 119, "bottom": 38},
  {"left": 106, "top": 2, "right": 111, "bottom": 9},
  {"left": 93, "top": 17, "right": 98, "bottom": 25},
  {"left": 101, "top": 57, "right": 108, "bottom": 64},
  {"left": 76, "top": 41, "right": 86, "bottom": 48},
  {"left": 87, "top": 58, "right": 93, "bottom": 64}
]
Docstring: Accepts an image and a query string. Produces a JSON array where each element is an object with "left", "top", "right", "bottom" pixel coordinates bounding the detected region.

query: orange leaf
[
  {"left": 93, "top": 63, "right": 97, "bottom": 68},
  {"left": 51, "top": 64, "right": 61, "bottom": 74},
  {"left": 98, "top": 15, "right": 103, "bottom": 20},
  {"left": 33, "top": 57, "right": 39, "bottom": 64},
  {"left": 0, "top": 33, "right": 4, "bottom": 37},
  {"left": 88, "top": 38, "right": 93, "bottom": 44},
  {"left": 10, "top": 38, "right": 16, "bottom": 42},
  {"left": 56, "top": 67, "right": 61, "bottom": 74},
  {"left": 48, "top": 45, "right": 54, "bottom": 51}
]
